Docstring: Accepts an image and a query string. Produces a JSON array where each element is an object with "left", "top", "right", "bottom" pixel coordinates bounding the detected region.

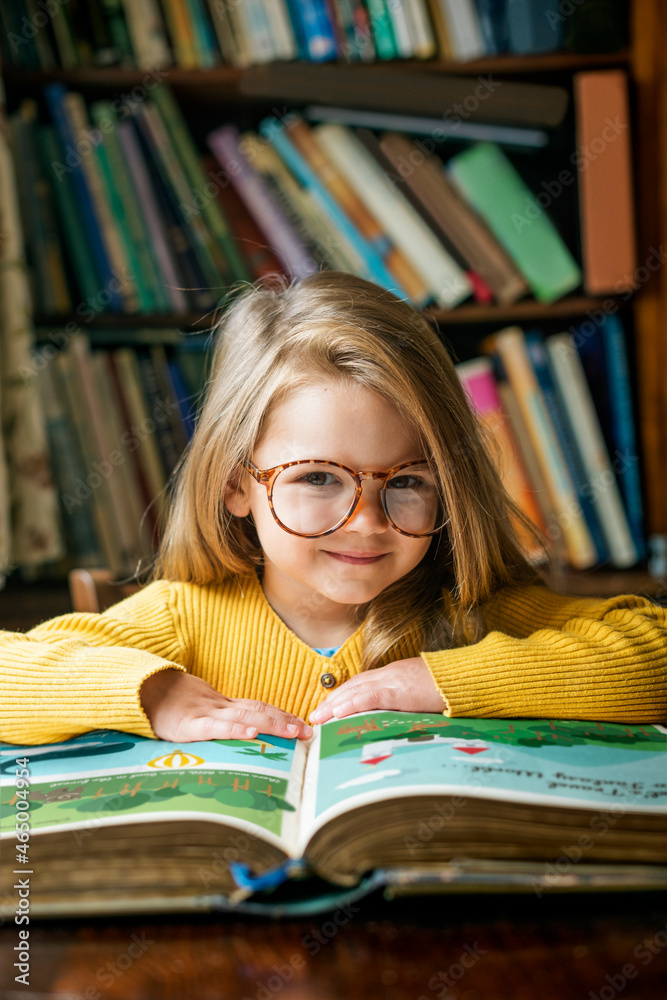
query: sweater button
[{"left": 320, "top": 672, "right": 336, "bottom": 689}]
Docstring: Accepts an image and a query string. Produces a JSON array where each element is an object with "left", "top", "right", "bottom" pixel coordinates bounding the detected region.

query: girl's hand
[
  {"left": 140, "top": 669, "right": 313, "bottom": 743},
  {"left": 308, "top": 657, "right": 446, "bottom": 725}
]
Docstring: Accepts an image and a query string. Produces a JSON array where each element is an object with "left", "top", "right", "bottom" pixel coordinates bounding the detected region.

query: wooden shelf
[
  {"left": 33, "top": 296, "right": 626, "bottom": 334},
  {"left": 545, "top": 567, "right": 665, "bottom": 600},
  {"left": 2, "top": 51, "right": 630, "bottom": 92}
]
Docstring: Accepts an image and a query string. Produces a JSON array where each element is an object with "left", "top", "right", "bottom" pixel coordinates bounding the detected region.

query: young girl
[{"left": 2, "top": 271, "right": 666, "bottom": 746}]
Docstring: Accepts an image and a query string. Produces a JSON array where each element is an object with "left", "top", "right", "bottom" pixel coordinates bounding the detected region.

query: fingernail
[
  {"left": 310, "top": 710, "right": 322, "bottom": 722},
  {"left": 303, "top": 725, "right": 313, "bottom": 737},
  {"left": 287, "top": 724, "right": 298, "bottom": 735},
  {"left": 245, "top": 726, "right": 257, "bottom": 737}
]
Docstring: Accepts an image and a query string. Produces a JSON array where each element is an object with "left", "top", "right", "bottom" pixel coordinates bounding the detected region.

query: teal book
[
  {"left": 36, "top": 125, "right": 101, "bottom": 305},
  {"left": 447, "top": 142, "right": 582, "bottom": 303},
  {"left": 2, "top": 712, "right": 667, "bottom": 918}
]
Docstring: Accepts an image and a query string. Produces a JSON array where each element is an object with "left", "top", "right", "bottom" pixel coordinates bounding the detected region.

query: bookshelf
[{"left": 1, "top": 0, "right": 665, "bottom": 594}]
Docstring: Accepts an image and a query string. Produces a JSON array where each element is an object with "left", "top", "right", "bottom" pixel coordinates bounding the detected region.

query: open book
[{"left": 2, "top": 712, "right": 667, "bottom": 917}]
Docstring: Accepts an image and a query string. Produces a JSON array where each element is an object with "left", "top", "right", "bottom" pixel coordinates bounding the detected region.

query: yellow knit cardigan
[{"left": 2, "top": 572, "right": 666, "bottom": 744}]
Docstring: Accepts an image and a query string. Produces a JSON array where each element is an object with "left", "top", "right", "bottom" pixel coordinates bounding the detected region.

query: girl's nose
[{"left": 346, "top": 483, "right": 388, "bottom": 533}]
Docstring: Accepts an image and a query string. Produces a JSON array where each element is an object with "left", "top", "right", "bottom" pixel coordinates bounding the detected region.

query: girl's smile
[{"left": 224, "top": 378, "right": 433, "bottom": 648}]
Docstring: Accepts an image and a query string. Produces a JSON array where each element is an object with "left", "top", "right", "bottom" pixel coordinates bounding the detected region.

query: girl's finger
[{"left": 209, "top": 704, "right": 313, "bottom": 739}]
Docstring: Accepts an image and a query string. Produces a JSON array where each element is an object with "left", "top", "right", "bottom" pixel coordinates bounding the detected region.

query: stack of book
[
  {"left": 11, "top": 82, "right": 594, "bottom": 316},
  {"left": 34, "top": 333, "right": 208, "bottom": 579},
  {"left": 458, "top": 316, "right": 645, "bottom": 571},
  {"left": 0, "top": 1, "right": 628, "bottom": 71}
]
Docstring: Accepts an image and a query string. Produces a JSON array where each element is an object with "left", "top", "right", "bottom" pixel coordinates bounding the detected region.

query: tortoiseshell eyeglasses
[{"left": 243, "top": 459, "right": 449, "bottom": 538}]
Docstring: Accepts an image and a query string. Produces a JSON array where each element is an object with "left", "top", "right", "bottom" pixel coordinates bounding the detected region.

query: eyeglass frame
[{"left": 242, "top": 458, "right": 449, "bottom": 538}]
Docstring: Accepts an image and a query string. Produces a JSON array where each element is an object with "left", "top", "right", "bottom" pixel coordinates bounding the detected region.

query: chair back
[{"left": 68, "top": 569, "right": 141, "bottom": 614}]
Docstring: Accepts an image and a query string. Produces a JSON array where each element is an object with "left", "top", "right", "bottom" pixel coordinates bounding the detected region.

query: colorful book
[
  {"left": 573, "top": 70, "right": 637, "bottom": 296},
  {"left": 524, "top": 331, "right": 609, "bottom": 564},
  {"left": 108, "top": 348, "right": 170, "bottom": 528},
  {"left": 286, "top": 0, "right": 339, "bottom": 61},
  {"left": 160, "top": 0, "right": 198, "bottom": 66},
  {"left": 35, "top": 352, "right": 104, "bottom": 568},
  {"left": 119, "top": 0, "right": 173, "bottom": 69},
  {"left": 456, "top": 357, "right": 548, "bottom": 560},
  {"left": 285, "top": 117, "right": 429, "bottom": 304},
  {"left": 116, "top": 120, "right": 189, "bottom": 313},
  {"left": 204, "top": 154, "right": 286, "bottom": 282},
  {"left": 546, "top": 332, "right": 639, "bottom": 568},
  {"left": 596, "top": 315, "right": 645, "bottom": 558},
  {"left": 240, "top": 129, "right": 362, "bottom": 274},
  {"left": 88, "top": 101, "right": 169, "bottom": 312},
  {"left": 10, "top": 102, "right": 71, "bottom": 315},
  {"left": 2, "top": 713, "right": 667, "bottom": 917},
  {"left": 207, "top": 124, "right": 319, "bottom": 279},
  {"left": 260, "top": 117, "right": 412, "bottom": 298},
  {"left": 435, "top": 0, "right": 486, "bottom": 60},
  {"left": 448, "top": 142, "right": 582, "bottom": 303},
  {"left": 44, "top": 84, "right": 124, "bottom": 311},
  {"left": 36, "top": 125, "right": 101, "bottom": 305},
  {"left": 149, "top": 85, "right": 249, "bottom": 284},
  {"left": 313, "top": 123, "right": 472, "bottom": 307},
  {"left": 378, "top": 131, "right": 528, "bottom": 305},
  {"left": 482, "top": 327, "right": 597, "bottom": 570},
  {"left": 54, "top": 344, "right": 126, "bottom": 577}
]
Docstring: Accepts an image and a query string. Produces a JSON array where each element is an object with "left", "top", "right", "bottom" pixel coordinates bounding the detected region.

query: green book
[
  {"left": 150, "top": 85, "right": 250, "bottom": 285},
  {"left": 36, "top": 125, "right": 100, "bottom": 304},
  {"left": 364, "top": 0, "right": 397, "bottom": 59},
  {"left": 447, "top": 141, "right": 582, "bottom": 303},
  {"left": 89, "top": 102, "right": 165, "bottom": 312}
]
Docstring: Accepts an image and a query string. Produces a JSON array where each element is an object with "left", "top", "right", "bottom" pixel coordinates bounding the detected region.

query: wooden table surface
[{"left": 1, "top": 890, "right": 666, "bottom": 999}]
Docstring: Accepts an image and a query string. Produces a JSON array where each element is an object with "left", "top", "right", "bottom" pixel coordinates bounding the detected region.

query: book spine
[
  {"left": 261, "top": 119, "right": 411, "bottom": 297},
  {"left": 447, "top": 141, "right": 582, "bottom": 304},
  {"left": 136, "top": 351, "right": 183, "bottom": 475},
  {"left": 238, "top": 0, "right": 277, "bottom": 62},
  {"left": 377, "top": 132, "right": 528, "bottom": 306},
  {"left": 241, "top": 130, "right": 360, "bottom": 273},
  {"left": 203, "top": 153, "right": 286, "bottom": 282},
  {"left": 160, "top": 0, "right": 199, "bottom": 66},
  {"left": 599, "top": 314, "right": 645, "bottom": 558},
  {"left": 136, "top": 102, "right": 226, "bottom": 293},
  {"left": 36, "top": 125, "right": 101, "bottom": 305},
  {"left": 116, "top": 120, "right": 189, "bottom": 312},
  {"left": 186, "top": 0, "right": 220, "bottom": 67},
  {"left": 118, "top": 0, "right": 173, "bottom": 69},
  {"left": 88, "top": 101, "right": 166, "bottom": 312},
  {"left": 440, "top": 0, "right": 486, "bottom": 60},
  {"left": 54, "top": 344, "right": 127, "bottom": 576},
  {"left": 456, "top": 357, "right": 548, "bottom": 559},
  {"left": 486, "top": 327, "right": 598, "bottom": 569},
  {"left": 262, "top": 0, "right": 299, "bottom": 60},
  {"left": 149, "top": 85, "right": 249, "bottom": 283},
  {"left": 131, "top": 110, "right": 217, "bottom": 310},
  {"left": 573, "top": 70, "right": 637, "bottom": 296},
  {"left": 286, "top": 117, "right": 429, "bottom": 304},
  {"left": 547, "top": 332, "right": 639, "bottom": 568},
  {"left": 109, "top": 348, "right": 169, "bottom": 526},
  {"left": 384, "top": 0, "right": 414, "bottom": 57},
  {"left": 362, "top": 0, "right": 397, "bottom": 58},
  {"left": 314, "top": 123, "right": 471, "bottom": 307},
  {"left": 35, "top": 350, "right": 105, "bottom": 567},
  {"left": 524, "top": 332, "right": 609, "bottom": 564},
  {"left": 207, "top": 124, "right": 318, "bottom": 279},
  {"left": 62, "top": 90, "right": 139, "bottom": 311},
  {"left": 44, "top": 83, "right": 123, "bottom": 310}
]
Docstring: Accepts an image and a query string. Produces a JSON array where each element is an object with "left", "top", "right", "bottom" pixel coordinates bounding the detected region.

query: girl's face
[{"left": 225, "top": 378, "right": 433, "bottom": 631}]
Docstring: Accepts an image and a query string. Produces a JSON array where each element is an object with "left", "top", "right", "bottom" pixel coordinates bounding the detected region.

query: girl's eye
[
  {"left": 298, "top": 472, "right": 340, "bottom": 487},
  {"left": 387, "top": 475, "right": 421, "bottom": 490}
]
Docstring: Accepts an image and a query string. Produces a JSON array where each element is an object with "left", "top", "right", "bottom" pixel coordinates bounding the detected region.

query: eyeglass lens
[{"left": 270, "top": 462, "right": 444, "bottom": 536}]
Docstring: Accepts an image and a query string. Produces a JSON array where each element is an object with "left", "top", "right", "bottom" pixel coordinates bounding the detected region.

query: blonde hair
[{"left": 152, "top": 271, "right": 541, "bottom": 668}]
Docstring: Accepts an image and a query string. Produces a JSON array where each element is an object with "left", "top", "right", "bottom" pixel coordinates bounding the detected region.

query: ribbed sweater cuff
[
  {"left": 420, "top": 634, "right": 666, "bottom": 722},
  {"left": 1, "top": 647, "right": 186, "bottom": 745}
]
